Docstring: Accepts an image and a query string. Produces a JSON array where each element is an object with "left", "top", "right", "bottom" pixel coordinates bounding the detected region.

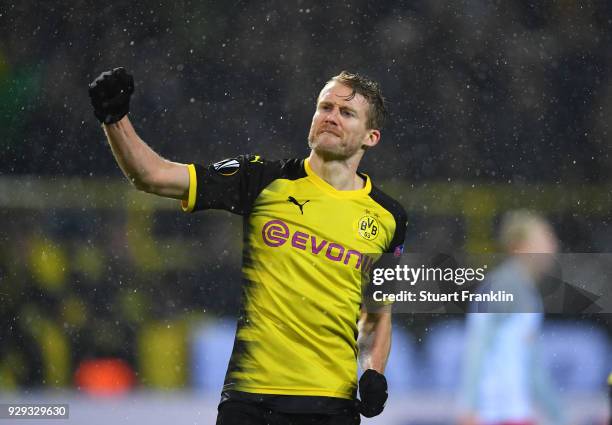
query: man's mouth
[{"left": 319, "top": 129, "right": 341, "bottom": 137}]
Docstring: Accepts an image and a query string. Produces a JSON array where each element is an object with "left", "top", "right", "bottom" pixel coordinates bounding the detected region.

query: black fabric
[
  {"left": 220, "top": 390, "right": 357, "bottom": 415},
  {"left": 221, "top": 311, "right": 251, "bottom": 391},
  {"left": 367, "top": 186, "right": 408, "bottom": 253},
  {"left": 216, "top": 399, "right": 361, "bottom": 425},
  {"left": 192, "top": 156, "right": 306, "bottom": 214}
]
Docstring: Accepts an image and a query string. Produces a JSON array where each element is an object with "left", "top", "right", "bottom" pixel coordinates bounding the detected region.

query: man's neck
[{"left": 307, "top": 151, "right": 365, "bottom": 191}]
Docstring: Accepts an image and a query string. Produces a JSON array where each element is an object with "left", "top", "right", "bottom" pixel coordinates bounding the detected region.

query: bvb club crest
[{"left": 358, "top": 215, "right": 379, "bottom": 240}]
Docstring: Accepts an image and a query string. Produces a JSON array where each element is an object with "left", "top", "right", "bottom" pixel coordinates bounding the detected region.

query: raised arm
[{"left": 89, "top": 68, "right": 189, "bottom": 200}]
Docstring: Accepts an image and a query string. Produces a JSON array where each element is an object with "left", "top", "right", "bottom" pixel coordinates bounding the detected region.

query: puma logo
[{"left": 287, "top": 196, "right": 310, "bottom": 215}]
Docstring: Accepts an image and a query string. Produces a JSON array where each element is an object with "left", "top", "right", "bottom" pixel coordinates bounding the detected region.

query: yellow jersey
[{"left": 182, "top": 154, "right": 406, "bottom": 411}]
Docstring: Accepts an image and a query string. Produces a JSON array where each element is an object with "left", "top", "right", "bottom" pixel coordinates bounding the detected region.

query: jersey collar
[{"left": 304, "top": 158, "right": 372, "bottom": 198}]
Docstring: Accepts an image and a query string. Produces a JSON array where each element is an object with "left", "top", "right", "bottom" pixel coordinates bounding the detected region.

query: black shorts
[{"left": 216, "top": 400, "right": 361, "bottom": 425}]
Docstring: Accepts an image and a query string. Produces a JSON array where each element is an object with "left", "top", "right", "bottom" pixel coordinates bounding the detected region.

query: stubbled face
[{"left": 307, "top": 81, "right": 376, "bottom": 160}]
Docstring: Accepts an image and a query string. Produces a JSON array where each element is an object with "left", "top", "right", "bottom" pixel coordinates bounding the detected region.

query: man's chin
[{"left": 309, "top": 143, "right": 349, "bottom": 161}]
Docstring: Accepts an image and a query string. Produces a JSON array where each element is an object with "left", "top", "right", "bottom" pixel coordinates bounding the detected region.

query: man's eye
[{"left": 342, "top": 110, "right": 354, "bottom": 117}]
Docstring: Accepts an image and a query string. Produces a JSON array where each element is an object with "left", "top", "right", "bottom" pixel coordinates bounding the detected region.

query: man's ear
[{"left": 363, "top": 129, "right": 381, "bottom": 148}]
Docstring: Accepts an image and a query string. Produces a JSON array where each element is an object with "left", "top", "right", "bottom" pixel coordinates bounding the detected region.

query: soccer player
[
  {"left": 88, "top": 67, "right": 407, "bottom": 425},
  {"left": 459, "top": 211, "right": 566, "bottom": 425}
]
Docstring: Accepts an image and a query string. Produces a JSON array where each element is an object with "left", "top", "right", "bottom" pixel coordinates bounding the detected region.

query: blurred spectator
[{"left": 459, "top": 211, "right": 565, "bottom": 425}]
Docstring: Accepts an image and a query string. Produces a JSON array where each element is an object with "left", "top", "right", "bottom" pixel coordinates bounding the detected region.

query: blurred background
[{"left": 1, "top": 0, "right": 611, "bottom": 424}]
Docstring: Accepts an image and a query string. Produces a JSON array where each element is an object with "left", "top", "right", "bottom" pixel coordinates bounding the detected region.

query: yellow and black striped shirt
[{"left": 182, "top": 155, "right": 406, "bottom": 411}]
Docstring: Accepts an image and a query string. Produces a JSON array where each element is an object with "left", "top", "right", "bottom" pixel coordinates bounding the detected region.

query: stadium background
[{"left": 1, "top": 1, "right": 611, "bottom": 423}]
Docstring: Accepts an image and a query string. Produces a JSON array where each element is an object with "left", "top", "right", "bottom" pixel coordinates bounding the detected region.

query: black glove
[
  {"left": 357, "top": 369, "right": 388, "bottom": 418},
  {"left": 88, "top": 67, "right": 134, "bottom": 124}
]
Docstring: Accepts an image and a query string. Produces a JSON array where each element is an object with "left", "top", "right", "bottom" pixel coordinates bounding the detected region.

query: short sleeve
[
  {"left": 181, "top": 154, "right": 281, "bottom": 215},
  {"left": 367, "top": 186, "right": 408, "bottom": 256},
  {"left": 387, "top": 209, "right": 407, "bottom": 256}
]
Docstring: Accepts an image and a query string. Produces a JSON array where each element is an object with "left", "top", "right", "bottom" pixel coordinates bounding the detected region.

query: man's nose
[{"left": 323, "top": 107, "right": 340, "bottom": 125}]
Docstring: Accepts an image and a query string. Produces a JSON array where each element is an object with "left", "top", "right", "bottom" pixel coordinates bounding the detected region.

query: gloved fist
[
  {"left": 357, "top": 369, "right": 388, "bottom": 418},
  {"left": 88, "top": 67, "right": 134, "bottom": 124}
]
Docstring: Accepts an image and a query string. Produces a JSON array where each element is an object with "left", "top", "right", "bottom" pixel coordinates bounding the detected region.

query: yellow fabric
[
  {"left": 181, "top": 164, "right": 197, "bottom": 212},
  {"left": 223, "top": 164, "right": 397, "bottom": 399}
]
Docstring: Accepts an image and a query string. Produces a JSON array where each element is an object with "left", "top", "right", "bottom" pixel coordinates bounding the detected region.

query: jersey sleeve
[
  {"left": 386, "top": 207, "right": 407, "bottom": 256},
  {"left": 368, "top": 186, "right": 408, "bottom": 256},
  {"left": 362, "top": 193, "right": 408, "bottom": 310},
  {"left": 181, "top": 154, "right": 279, "bottom": 215}
]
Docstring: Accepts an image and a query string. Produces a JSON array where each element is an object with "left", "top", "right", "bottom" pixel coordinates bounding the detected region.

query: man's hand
[
  {"left": 357, "top": 369, "right": 388, "bottom": 418},
  {"left": 88, "top": 67, "right": 134, "bottom": 124}
]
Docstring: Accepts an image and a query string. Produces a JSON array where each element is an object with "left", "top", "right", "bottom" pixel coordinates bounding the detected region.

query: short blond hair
[{"left": 327, "top": 71, "right": 388, "bottom": 130}]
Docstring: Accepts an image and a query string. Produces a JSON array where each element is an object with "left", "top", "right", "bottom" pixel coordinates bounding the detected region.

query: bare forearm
[
  {"left": 358, "top": 309, "right": 392, "bottom": 373},
  {"left": 90, "top": 69, "right": 189, "bottom": 199},
  {"left": 102, "top": 116, "right": 163, "bottom": 187}
]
